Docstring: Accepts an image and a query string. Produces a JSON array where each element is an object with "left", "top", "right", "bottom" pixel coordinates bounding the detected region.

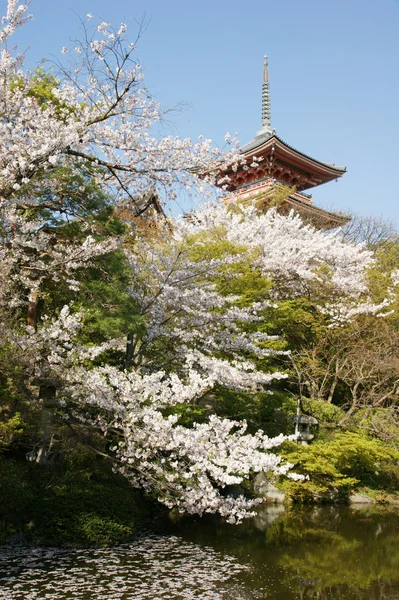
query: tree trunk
[
  {"left": 27, "top": 290, "right": 39, "bottom": 329},
  {"left": 35, "top": 383, "right": 57, "bottom": 464},
  {"left": 125, "top": 332, "right": 135, "bottom": 369}
]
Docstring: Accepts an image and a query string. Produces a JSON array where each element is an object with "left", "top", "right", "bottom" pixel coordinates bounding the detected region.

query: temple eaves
[{"left": 241, "top": 133, "right": 346, "bottom": 177}]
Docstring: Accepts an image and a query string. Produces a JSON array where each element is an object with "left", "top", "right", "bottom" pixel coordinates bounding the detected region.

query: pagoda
[{"left": 220, "top": 56, "right": 350, "bottom": 230}]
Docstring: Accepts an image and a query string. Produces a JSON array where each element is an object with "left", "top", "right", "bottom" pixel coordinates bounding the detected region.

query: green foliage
[
  {"left": 10, "top": 67, "right": 78, "bottom": 119},
  {"left": 0, "top": 457, "right": 35, "bottom": 542},
  {"left": 162, "top": 403, "right": 207, "bottom": 428},
  {"left": 186, "top": 230, "right": 272, "bottom": 307},
  {"left": 258, "top": 392, "right": 298, "bottom": 435},
  {"left": 270, "top": 298, "right": 328, "bottom": 349},
  {"left": 0, "top": 413, "right": 23, "bottom": 449},
  {"left": 301, "top": 398, "right": 344, "bottom": 425},
  {"left": 0, "top": 455, "right": 147, "bottom": 546},
  {"left": 214, "top": 259, "right": 272, "bottom": 308},
  {"left": 280, "top": 432, "right": 399, "bottom": 503},
  {"left": 18, "top": 165, "right": 144, "bottom": 344},
  {"left": 367, "top": 238, "right": 399, "bottom": 304},
  {"left": 77, "top": 515, "right": 132, "bottom": 547},
  {"left": 76, "top": 250, "right": 144, "bottom": 345},
  {"left": 0, "top": 457, "right": 34, "bottom": 517},
  {"left": 18, "top": 161, "right": 114, "bottom": 233},
  {"left": 213, "top": 387, "right": 263, "bottom": 428},
  {"left": 30, "top": 473, "right": 139, "bottom": 547},
  {"left": 352, "top": 407, "right": 399, "bottom": 449},
  {"left": 212, "top": 387, "right": 297, "bottom": 436}
]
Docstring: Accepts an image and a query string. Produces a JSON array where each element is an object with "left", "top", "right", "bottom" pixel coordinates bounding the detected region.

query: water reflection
[
  {"left": 1, "top": 506, "right": 399, "bottom": 599},
  {"left": 265, "top": 506, "right": 399, "bottom": 599},
  {"left": 158, "top": 505, "right": 399, "bottom": 600}
]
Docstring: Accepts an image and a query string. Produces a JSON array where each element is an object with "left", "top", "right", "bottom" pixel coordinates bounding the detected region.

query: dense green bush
[
  {"left": 29, "top": 473, "right": 141, "bottom": 546},
  {"left": 213, "top": 387, "right": 297, "bottom": 436},
  {"left": 77, "top": 514, "right": 132, "bottom": 547},
  {"left": 279, "top": 432, "right": 399, "bottom": 503},
  {"left": 300, "top": 399, "right": 344, "bottom": 426},
  {"left": 0, "top": 456, "right": 148, "bottom": 546},
  {"left": 0, "top": 413, "right": 24, "bottom": 449},
  {"left": 0, "top": 458, "right": 34, "bottom": 540}
]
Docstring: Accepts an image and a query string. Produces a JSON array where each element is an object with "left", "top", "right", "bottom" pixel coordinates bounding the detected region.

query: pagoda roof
[
  {"left": 284, "top": 193, "right": 350, "bottom": 230},
  {"left": 237, "top": 184, "right": 351, "bottom": 231},
  {"left": 241, "top": 132, "right": 345, "bottom": 173},
  {"left": 238, "top": 132, "right": 346, "bottom": 190}
]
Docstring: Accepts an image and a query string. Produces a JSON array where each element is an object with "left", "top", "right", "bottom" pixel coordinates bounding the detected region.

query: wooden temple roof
[
  {"left": 283, "top": 192, "right": 350, "bottom": 230},
  {"left": 224, "top": 133, "right": 347, "bottom": 193}
]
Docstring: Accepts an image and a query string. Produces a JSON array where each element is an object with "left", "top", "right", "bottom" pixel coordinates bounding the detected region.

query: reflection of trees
[
  {"left": 159, "top": 507, "right": 399, "bottom": 600},
  {"left": 266, "top": 507, "right": 399, "bottom": 598},
  {"left": 293, "top": 585, "right": 399, "bottom": 600}
]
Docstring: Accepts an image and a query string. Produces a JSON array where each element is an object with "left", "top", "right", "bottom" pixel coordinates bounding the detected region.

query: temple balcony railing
[{"left": 235, "top": 178, "right": 313, "bottom": 203}]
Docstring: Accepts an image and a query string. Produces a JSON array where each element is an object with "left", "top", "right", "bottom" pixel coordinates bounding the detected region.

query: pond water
[{"left": 1, "top": 505, "right": 399, "bottom": 599}]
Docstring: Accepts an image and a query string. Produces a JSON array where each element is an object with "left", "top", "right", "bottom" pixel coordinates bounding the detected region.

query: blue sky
[{"left": 10, "top": 0, "right": 399, "bottom": 225}]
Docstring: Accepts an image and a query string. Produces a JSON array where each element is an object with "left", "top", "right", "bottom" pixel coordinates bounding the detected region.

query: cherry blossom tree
[
  {"left": 0, "top": 1, "right": 290, "bottom": 520},
  {"left": 0, "top": 2, "right": 392, "bottom": 522},
  {"left": 14, "top": 201, "right": 383, "bottom": 520},
  {"left": 0, "top": 3, "right": 238, "bottom": 205},
  {"left": 0, "top": 0, "right": 241, "bottom": 322}
]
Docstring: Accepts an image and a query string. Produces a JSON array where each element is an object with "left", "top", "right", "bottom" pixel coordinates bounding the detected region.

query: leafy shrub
[
  {"left": 28, "top": 466, "right": 145, "bottom": 546},
  {"left": 0, "top": 413, "right": 24, "bottom": 449},
  {"left": 352, "top": 408, "right": 399, "bottom": 449},
  {"left": 301, "top": 399, "right": 344, "bottom": 426},
  {"left": 78, "top": 515, "right": 132, "bottom": 547},
  {"left": 0, "top": 457, "right": 33, "bottom": 516},
  {"left": 214, "top": 387, "right": 297, "bottom": 436},
  {"left": 0, "top": 457, "right": 34, "bottom": 541},
  {"left": 0, "top": 454, "right": 148, "bottom": 546},
  {"left": 162, "top": 402, "right": 207, "bottom": 428},
  {"left": 280, "top": 432, "right": 399, "bottom": 503}
]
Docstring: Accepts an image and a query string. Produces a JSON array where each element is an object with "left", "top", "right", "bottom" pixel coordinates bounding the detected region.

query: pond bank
[{"left": 254, "top": 472, "right": 399, "bottom": 506}]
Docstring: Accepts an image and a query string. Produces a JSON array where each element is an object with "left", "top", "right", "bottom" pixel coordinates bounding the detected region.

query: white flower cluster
[
  {"left": 0, "top": 0, "right": 31, "bottom": 42},
  {"left": 61, "top": 364, "right": 296, "bottom": 523},
  {"left": 11, "top": 303, "right": 294, "bottom": 522},
  {"left": 391, "top": 269, "right": 399, "bottom": 287},
  {"left": 0, "top": 207, "right": 118, "bottom": 303},
  {"left": 0, "top": 5, "right": 241, "bottom": 210},
  {"left": 180, "top": 203, "right": 374, "bottom": 299},
  {"left": 126, "top": 234, "right": 286, "bottom": 391}
]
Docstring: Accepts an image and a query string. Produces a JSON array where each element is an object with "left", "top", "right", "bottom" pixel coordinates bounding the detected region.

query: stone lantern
[{"left": 295, "top": 400, "right": 318, "bottom": 445}]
